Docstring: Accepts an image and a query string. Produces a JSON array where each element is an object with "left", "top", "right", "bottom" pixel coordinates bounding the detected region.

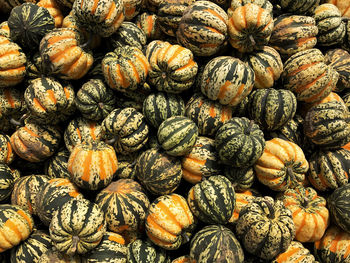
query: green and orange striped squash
[
  {"left": 328, "top": 183, "right": 350, "bottom": 233},
  {"left": 135, "top": 12, "right": 163, "bottom": 41},
  {"left": 44, "top": 149, "right": 71, "bottom": 179},
  {"left": 0, "top": 133, "right": 15, "bottom": 164},
  {"left": 325, "top": 48, "right": 350, "bottom": 92},
  {"left": 0, "top": 87, "right": 24, "bottom": 126},
  {"left": 109, "top": 21, "right": 147, "bottom": 50},
  {"left": 227, "top": 0, "right": 273, "bottom": 17},
  {"left": 67, "top": 141, "right": 118, "bottom": 191},
  {"left": 123, "top": 0, "right": 143, "bottom": 20},
  {"left": 231, "top": 189, "right": 259, "bottom": 224},
  {"left": 271, "top": 241, "right": 317, "bottom": 263},
  {"left": 37, "top": 0, "right": 64, "bottom": 28},
  {"left": 224, "top": 166, "right": 255, "bottom": 191},
  {"left": 0, "top": 164, "right": 20, "bottom": 202}
]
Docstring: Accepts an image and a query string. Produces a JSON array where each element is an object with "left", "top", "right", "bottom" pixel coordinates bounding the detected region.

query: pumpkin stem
[
  {"left": 67, "top": 235, "right": 80, "bottom": 256},
  {"left": 8, "top": 113, "right": 27, "bottom": 128},
  {"left": 287, "top": 167, "right": 299, "bottom": 189},
  {"left": 80, "top": 33, "right": 93, "bottom": 49},
  {"left": 249, "top": 35, "right": 256, "bottom": 47},
  {"left": 181, "top": 232, "right": 191, "bottom": 244},
  {"left": 245, "top": 120, "right": 255, "bottom": 134},
  {"left": 265, "top": 200, "right": 275, "bottom": 219},
  {"left": 105, "top": 137, "right": 116, "bottom": 145}
]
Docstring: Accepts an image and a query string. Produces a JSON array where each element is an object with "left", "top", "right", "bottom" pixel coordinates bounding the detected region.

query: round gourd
[
  {"left": 0, "top": 204, "right": 34, "bottom": 253},
  {"left": 304, "top": 101, "right": 350, "bottom": 149},
  {"left": 157, "top": 116, "right": 198, "bottom": 157},
  {"left": 280, "top": 0, "right": 320, "bottom": 15},
  {"left": 67, "top": 141, "right": 118, "bottom": 191},
  {"left": 325, "top": 48, "right": 350, "bottom": 92},
  {"left": 282, "top": 48, "right": 338, "bottom": 103},
  {"left": 215, "top": 117, "right": 265, "bottom": 167},
  {"left": 37, "top": 0, "right": 64, "bottom": 28},
  {"left": 44, "top": 149, "right": 71, "bottom": 179},
  {"left": 143, "top": 92, "right": 185, "bottom": 129},
  {"left": 228, "top": 3, "right": 273, "bottom": 53},
  {"left": 49, "top": 198, "right": 106, "bottom": 255},
  {"left": 181, "top": 136, "right": 221, "bottom": 184},
  {"left": 8, "top": 3, "right": 55, "bottom": 50},
  {"left": 224, "top": 166, "right": 255, "bottom": 191},
  {"left": 0, "top": 164, "right": 20, "bottom": 202},
  {"left": 135, "top": 12, "right": 163, "bottom": 40},
  {"left": 109, "top": 21, "right": 147, "bottom": 50},
  {"left": 75, "top": 78, "right": 116, "bottom": 121},
  {"left": 11, "top": 174, "right": 49, "bottom": 215},
  {"left": 102, "top": 107, "right": 149, "bottom": 154},
  {"left": 72, "top": 0, "right": 125, "bottom": 37},
  {"left": 271, "top": 241, "right": 317, "bottom": 263},
  {"left": 227, "top": 0, "right": 273, "bottom": 17},
  {"left": 236, "top": 196, "right": 296, "bottom": 260},
  {"left": 200, "top": 56, "right": 255, "bottom": 106},
  {"left": 190, "top": 225, "right": 244, "bottom": 263},
  {"left": 145, "top": 193, "right": 195, "bottom": 250},
  {"left": 328, "top": 183, "right": 350, "bottom": 233},
  {"left": 278, "top": 185, "right": 329, "bottom": 242},
  {"left": 176, "top": 1, "right": 228, "bottom": 56},
  {"left": 0, "top": 133, "right": 15, "bottom": 164},
  {"left": 24, "top": 77, "right": 75, "bottom": 124},
  {"left": 95, "top": 179, "right": 150, "bottom": 234},
  {"left": 134, "top": 148, "right": 182, "bottom": 195},
  {"left": 127, "top": 239, "right": 170, "bottom": 263},
  {"left": 187, "top": 175, "right": 236, "bottom": 224}
]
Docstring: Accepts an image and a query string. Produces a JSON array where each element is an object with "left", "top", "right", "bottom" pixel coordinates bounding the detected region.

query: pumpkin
[
  {"left": 271, "top": 241, "right": 317, "bottom": 263},
  {"left": 200, "top": 56, "right": 255, "bottom": 107},
  {"left": 0, "top": 35, "right": 26, "bottom": 88},
  {"left": 325, "top": 48, "right": 350, "bottom": 92},
  {"left": 0, "top": 204, "right": 34, "bottom": 253},
  {"left": 82, "top": 232, "right": 127, "bottom": 263},
  {"left": 215, "top": 117, "right": 265, "bottom": 167},
  {"left": 269, "top": 14, "right": 318, "bottom": 57},
  {"left": 224, "top": 166, "right": 255, "bottom": 191},
  {"left": 227, "top": 0, "right": 273, "bottom": 17},
  {"left": 135, "top": 148, "right": 182, "bottom": 195},
  {"left": 147, "top": 41, "right": 198, "bottom": 94},
  {"left": 35, "top": 178, "right": 83, "bottom": 226},
  {"left": 236, "top": 196, "right": 295, "bottom": 260},
  {"left": 190, "top": 224, "right": 244, "bottom": 263},
  {"left": 0, "top": 164, "right": 20, "bottom": 202},
  {"left": 39, "top": 27, "right": 94, "bottom": 80},
  {"left": 0, "top": 21, "right": 10, "bottom": 37},
  {"left": 328, "top": 183, "right": 350, "bottom": 233},
  {"left": 171, "top": 256, "right": 195, "bottom": 263},
  {"left": 185, "top": 93, "right": 233, "bottom": 137},
  {"left": 102, "top": 107, "right": 149, "bottom": 154},
  {"left": 228, "top": 3, "right": 273, "bottom": 53},
  {"left": 37, "top": 0, "right": 64, "bottom": 28},
  {"left": 243, "top": 46, "right": 283, "bottom": 89},
  {"left": 254, "top": 138, "right": 309, "bottom": 191},
  {"left": 282, "top": 48, "right": 338, "bottom": 103},
  {"left": 0, "top": 133, "right": 15, "bottom": 164},
  {"left": 64, "top": 117, "right": 103, "bottom": 153},
  {"left": 95, "top": 179, "right": 150, "bottom": 234},
  {"left": 176, "top": 0, "right": 228, "bottom": 56},
  {"left": 325, "top": 0, "right": 350, "bottom": 17},
  {"left": 280, "top": 0, "right": 320, "bottom": 15},
  {"left": 127, "top": 239, "right": 170, "bottom": 263},
  {"left": 109, "top": 21, "right": 147, "bottom": 50},
  {"left": 278, "top": 185, "right": 329, "bottom": 242},
  {"left": 248, "top": 88, "right": 297, "bottom": 131},
  {"left": 8, "top": 3, "right": 55, "bottom": 50},
  {"left": 314, "top": 3, "right": 346, "bottom": 46},
  {"left": 38, "top": 248, "right": 82, "bottom": 262},
  {"left": 304, "top": 101, "right": 350, "bottom": 149},
  {"left": 44, "top": 149, "right": 71, "bottom": 179},
  {"left": 75, "top": 78, "right": 116, "bottom": 121},
  {"left": 54, "top": 0, "right": 74, "bottom": 11},
  {"left": 314, "top": 225, "right": 350, "bottom": 263},
  {"left": 24, "top": 77, "right": 75, "bottom": 124},
  {"left": 10, "top": 119, "right": 61, "bottom": 163},
  {"left": 181, "top": 136, "right": 221, "bottom": 184},
  {"left": 308, "top": 148, "right": 350, "bottom": 191},
  {"left": 49, "top": 198, "right": 106, "bottom": 255},
  {"left": 0, "top": 87, "right": 24, "bottom": 124},
  {"left": 114, "top": 152, "right": 138, "bottom": 180},
  {"left": 102, "top": 45, "right": 149, "bottom": 93},
  {"left": 67, "top": 141, "right": 118, "bottom": 191},
  {"left": 10, "top": 230, "right": 53, "bottom": 263},
  {"left": 135, "top": 12, "right": 163, "bottom": 40},
  {"left": 145, "top": 193, "right": 195, "bottom": 250},
  {"left": 231, "top": 189, "right": 259, "bottom": 224},
  {"left": 11, "top": 174, "right": 49, "bottom": 214}
]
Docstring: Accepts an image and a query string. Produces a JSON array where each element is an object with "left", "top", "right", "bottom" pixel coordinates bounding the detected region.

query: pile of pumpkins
[{"left": 1, "top": 0, "right": 350, "bottom": 262}]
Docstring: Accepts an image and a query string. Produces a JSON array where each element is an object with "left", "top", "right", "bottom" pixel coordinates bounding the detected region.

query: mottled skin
[
  {"left": 0, "top": 164, "right": 20, "bottom": 202},
  {"left": 45, "top": 149, "right": 71, "bottom": 179},
  {"left": 271, "top": 241, "right": 317, "bottom": 263},
  {"left": 325, "top": 48, "right": 350, "bottom": 92},
  {"left": 0, "top": 133, "right": 14, "bottom": 164},
  {"left": 127, "top": 239, "right": 170, "bottom": 263},
  {"left": 328, "top": 184, "right": 350, "bottom": 233},
  {"left": 110, "top": 21, "right": 147, "bottom": 50}
]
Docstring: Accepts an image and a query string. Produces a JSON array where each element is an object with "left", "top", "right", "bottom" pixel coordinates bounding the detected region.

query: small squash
[
  {"left": 0, "top": 133, "right": 15, "bottom": 164},
  {"left": 224, "top": 166, "right": 255, "bottom": 191},
  {"left": 127, "top": 239, "right": 170, "bottom": 263},
  {"left": 328, "top": 183, "right": 350, "bottom": 233},
  {"left": 0, "top": 164, "right": 20, "bottom": 202},
  {"left": 325, "top": 48, "right": 350, "bottom": 92},
  {"left": 37, "top": 0, "right": 64, "bottom": 28},
  {"left": 109, "top": 21, "right": 147, "bottom": 50}
]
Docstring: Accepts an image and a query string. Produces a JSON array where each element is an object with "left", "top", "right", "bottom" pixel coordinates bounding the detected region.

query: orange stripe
[
  {"left": 242, "top": 5, "right": 247, "bottom": 28},
  {"left": 304, "top": 81, "right": 332, "bottom": 103},
  {"left": 99, "top": 152, "right": 107, "bottom": 180},
  {"left": 343, "top": 242, "right": 350, "bottom": 258},
  {"left": 157, "top": 200, "right": 182, "bottom": 230},
  {"left": 5, "top": 141, "right": 12, "bottom": 163},
  {"left": 329, "top": 232, "right": 342, "bottom": 253},
  {"left": 147, "top": 214, "right": 177, "bottom": 237},
  {"left": 64, "top": 87, "right": 70, "bottom": 100},
  {"left": 182, "top": 170, "right": 202, "bottom": 183},
  {"left": 108, "top": 234, "right": 125, "bottom": 245},
  {"left": 218, "top": 80, "right": 231, "bottom": 100},
  {"left": 81, "top": 150, "right": 93, "bottom": 182},
  {"left": 205, "top": 26, "right": 221, "bottom": 34},
  {"left": 24, "top": 127, "right": 39, "bottom": 138},
  {"left": 209, "top": 104, "right": 216, "bottom": 118},
  {"left": 55, "top": 179, "right": 71, "bottom": 187},
  {"left": 0, "top": 50, "right": 20, "bottom": 58},
  {"left": 297, "top": 37, "right": 316, "bottom": 47},
  {"left": 161, "top": 43, "right": 172, "bottom": 62},
  {"left": 91, "top": 0, "right": 99, "bottom": 15},
  {"left": 107, "top": 151, "right": 117, "bottom": 172},
  {"left": 200, "top": 43, "right": 217, "bottom": 48},
  {"left": 33, "top": 98, "right": 46, "bottom": 112},
  {"left": 343, "top": 3, "right": 350, "bottom": 16},
  {"left": 295, "top": 213, "right": 307, "bottom": 236},
  {"left": 67, "top": 148, "right": 80, "bottom": 174},
  {"left": 4, "top": 219, "right": 22, "bottom": 240},
  {"left": 295, "top": 71, "right": 327, "bottom": 94},
  {"left": 47, "top": 35, "right": 72, "bottom": 46},
  {"left": 256, "top": 7, "right": 263, "bottom": 27},
  {"left": 185, "top": 157, "right": 206, "bottom": 166},
  {"left": 47, "top": 89, "right": 57, "bottom": 105},
  {"left": 172, "top": 194, "right": 192, "bottom": 227},
  {"left": 205, "top": 8, "right": 226, "bottom": 24},
  {"left": 106, "top": 65, "right": 115, "bottom": 89},
  {"left": 17, "top": 210, "right": 32, "bottom": 230},
  {"left": 50, "top": 46, "right": 76, "bottom": 62},
  {"left": 89, "top": 123, "right": 96, "bottom": 140},
  {"left": 125, "top": 6, "right": 136, "bottom": 17},
  {"left": 76, "top": 128, "right": 82, "bottom": 141},
  {"left": 276, "top": 247, "right": 299, "bottom": 263},
  {"left": 128, "top": 60, "right": 140, "bottom": 83},
  {"left": 175, "top": 60, "right": 196, "bottom": 72},
  {"left": 69, "top": 191, "right": 79, "bottom": 197},
  {"left": 116, "top": 64, "right": 129, "bottom": 88},
  {"left": 229, "top": 83, "right": 246, "bottom": 105},
  {"left": 105, "top": 1, "right": 116, "bottom": 20},
  {"left": 287, "top": 61, "right": 319, "bottom": 77}
]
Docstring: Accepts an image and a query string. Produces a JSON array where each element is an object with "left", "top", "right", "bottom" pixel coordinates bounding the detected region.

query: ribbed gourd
[
  {"left": 109, "top": 21, "right": 147, "bottom": 50},
  {"left": 0, "top": 164, "right": 20, "bottom": 202},
  {"left": 271, "top": 241, "right": 318, "bottom": 263},
  {"left": 0, "top": 133, "right": 15, "bottom": 164},
  {"left": 325, "top": 48, "right": 350, "bottom": 92},
  {"left": 44, "top": 149, "right": 71, "bottom": 179},
  {"left": 127, "top": 239, "right": 170, "bottom": 263},
  {"left": 135, "top": 12, "right": 163, "bottom": 40},
  {"left": 37, "top": 0, "right": 64, "bottom": 28},
  {"left": 328, "top": 183, "right": 350, "bottom": 233},
  {"left": 224, "top": 166, "right": 255, "bottom": 191}
]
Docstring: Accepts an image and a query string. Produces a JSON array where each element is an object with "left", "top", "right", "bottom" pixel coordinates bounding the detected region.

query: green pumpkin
[
  {"left": 224, "top": 166, "right": 255, "bottom": 191},
  {"left": 227, "top": 0, "right": 273, "bottom": 17},
  {"left": 0, "top": 164, "right": 20, "bottom": 202},
  {"left": 109, "top": 21, "right": 147, "bottom": 50},
  {"left": 44, "top": 149, "right": 71, "bottom": 179},
  {"left": 127, "top": 239, "right": 170, "bottom": 263},
  {"left": 190, "top": 225, "right": 244, "bottom": 263},
  {"left": 328, "top": 183, "right": 350, "bottom": 234},
  {"left": 280, "top": 0, "right": 320, "bottom": 15}
]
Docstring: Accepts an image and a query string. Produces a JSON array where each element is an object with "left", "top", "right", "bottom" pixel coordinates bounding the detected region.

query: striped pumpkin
[
  {"left": 190, "top": 225, "right": 244, "bottom": 263},
  {"left": 282, "top": 49, "right": 338, "bottom": 103},
  {"left": 67, "top": 141, "right": 118, "bottom": 191},
  {"left": 255, "top": 138, "right": 309, "bottom": 191},
  {"left": 39, "top": 27, "right": 94, "bottom": 80},
  {"left": 44, "top": 149, "right": 71, "bottom": 179},
  {"left": 0, "top": 164, "right": 20, "bottom": 202},
  {"left": 227, "top": 0, "right": 273, "bottom": 17},
  {"left": 0, "top": 204, "right": 34, "bottom": 253},
  {"left": 127, "top": 239, "right": 170, "bottom": 263},
  {"left": 224, "top": 166, "right": 255, "bottom": 191},
  {"left": 72, "top": 0, "right": 125, "bottom": 37},
  {"left": 37, "top": 0, "right": 64, "bottom": 28},
  {"left": 269, "top": 14, "right": 318, "bottom": 57},
  {"left": 109, "top": 21, "right": 147, "bottom": 50},
  {"left": 102, "top": 107, "right": 149, "bottom": 154},
  {"left": 135, "top": 148, "right": 182, "bottom": 195},
  {"left": 188, "top": 175, "right": 236, "bottom": 224},
  {"left": 231, "top": 189, "right": 259, "bottom": 224},
  {"left": 102, "top": 45, "right": 149, "bottom": 93},
  {"left": 325, "top": 48, "right": 350, "bottom": 92},
  {"left": 215, "top": 117, "right": 265, "bottom": 167},
  {"left": 201, "top": 56, "right": 255, "bottom": 106},
  {"left": 325, "top": 0, "right": 350, "bottom": 17},
  {"left": 271, "top": 241, "right": 317, "bottom": 263},
  {"left": 0, "top": 35, "right": 26, "bottom": 88},
  {"left": 35, "top": 178, "right": 83, "bottom": 226},
  {"left": 185, "top": 93, "right": 233, "bottom": 137},
  {"left": 280, "top": 0, "right": 319, "bottom": 15},
  {"left": 328, "top": 183, "right": 350, "bottom": 233},
  {"left": 248, "top": 88, "right": 297, "bottom": 131},
  {"left": 11, "top": 174, "right": 49, "bottom": 215},
  {"left": 49, "top": 198, "right": 106, "bottom": 255},
  {"left": 157, "top": 116, "right": 198, "bottom": 157},
  {"left": 64, "top": 117, "right": 103, "bottom": 153},
  {"left": 0, "top": 133, "right": 15, "bottom": 164},
  {"left": 181, "top": 136, "right": 221, "bottom": 184},
  {"left": 145, "top": 193, "right": 195, "bottom": 250},
  {"left": 278, "top": 185, "right": 329, "bottom": 242},
  {"left": 135, "top": 12, "right": 163, "bottom": 40},
  {"left": 24, "top": 77, "right": 75, "bottom": 124},
  {"left": 176, "top": 1, "right": 228, "bottom": 56},
  {"left": 10, "top": 230, "right": 52, "bottom": 263},
  {"left": 95, "top": 179, "right": 150, "bottom": 234},
  {"left": 10, "top": 120, "right": 61, "bottom": 163},
  {"left": 308, "top": 148, "right": 350, "bottom": 191},
  {"left": 0, "top": 87, "right": 24, "bottom": 124},
  {"left": 0, "top": 21, "right": 10, "bottom": 37}
]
